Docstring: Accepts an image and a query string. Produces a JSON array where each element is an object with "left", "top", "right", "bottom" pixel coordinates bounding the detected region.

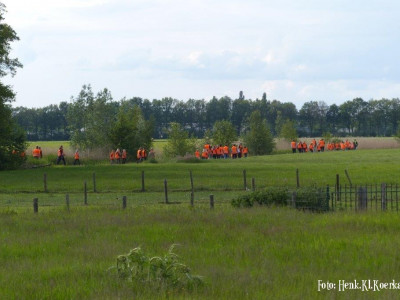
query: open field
[
  {"left": 2, "top": 207, "right": 400, "bottom": 299},
  {"left": 2, "top": 149, "right": 400, "bottom": 299},
  {"left": 27, "top": 137, "right": 399, "bottom": 161}
]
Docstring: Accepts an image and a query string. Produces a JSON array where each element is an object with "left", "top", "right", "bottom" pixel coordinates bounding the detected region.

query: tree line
[{"left": 12, "top": 88, "right": 400, "bottom": 141}]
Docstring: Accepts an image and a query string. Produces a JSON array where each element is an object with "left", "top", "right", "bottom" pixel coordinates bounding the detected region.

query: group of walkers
[
  {"left": 291, "top": 139, "right": 359, "bottom": 153},
  {"left": 109, "top": 149, "right": 128, "bottom": 164},
  {"left": 195, "top": 143, "right": 249, "bottom": 159}
]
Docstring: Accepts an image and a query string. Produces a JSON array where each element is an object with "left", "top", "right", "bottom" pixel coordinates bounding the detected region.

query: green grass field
[{"left": 2, "top": 149, "right": 400, "bottom": 299}]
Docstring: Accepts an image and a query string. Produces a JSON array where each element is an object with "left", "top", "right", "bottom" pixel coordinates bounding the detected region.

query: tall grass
[{"left": 1, "top": 207, "right": 400, "bottom": 299}]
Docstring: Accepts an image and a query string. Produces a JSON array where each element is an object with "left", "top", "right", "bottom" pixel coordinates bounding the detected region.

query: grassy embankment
[{"left": 1, "top": 149, "right": 400, "bottom": 299}]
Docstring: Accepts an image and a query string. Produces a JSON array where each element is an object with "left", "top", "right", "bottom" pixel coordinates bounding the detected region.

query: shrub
[
  {"left": 294, "top": 186, "right": 329, "bottom": 211},
  {"left": 110, "top": 245, "right": 203, "bottom": 292},
  {"left": 231, "top": 187, "right": 289, "bottom": 208}
]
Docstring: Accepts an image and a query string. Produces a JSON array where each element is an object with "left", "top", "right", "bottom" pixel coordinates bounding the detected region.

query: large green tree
[
  {"left": 212, "top": 120, "right": 236, "bottom": 146},
  {"left": 243, "top": 110, "right": 275, "bottom": 155},
  {"left": 0, "top": 3, "right": 26, "bottom": 170},
  {"left": 109, "top": 102, "right": 154, "bottom": 160}
]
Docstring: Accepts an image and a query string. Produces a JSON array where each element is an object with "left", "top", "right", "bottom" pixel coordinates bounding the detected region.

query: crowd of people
[
  {"left": 291, "top": 139, "right": 359, "bottom": 153},
  {"left": 195, "top": 143, "right": 249, "bottom": 159}
]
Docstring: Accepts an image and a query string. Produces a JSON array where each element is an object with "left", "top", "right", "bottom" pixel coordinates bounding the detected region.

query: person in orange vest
[
  {"left": 340, "top": 141, "right": 346, "bottom": 150},
  {"left": 223, "top": 145, "right": 229, "bottom": 159},
  {"left": 309, "top": 142, "right": 314, "bottom": 152},
  {"left": 217, "top": 145, "right": 223, "bottom": 159},
  {"left": 211, "top": 146, "right": 217, "bottom": 159},
  {"left": 137, "top": 148, "right": 142, "bottom": 163},
  {"left": 115, "top": 148, "right": 121, "bottom": 164},
  {"left": 302, "top": 141, "right": 308, "bottom": 152},
  {"left": 32, "top": 146, "right": 40, "bottom": 159},
  {"left": 238, "top": 143, "right": 243, "bottom": 158},
  {"left": 201, "top": 148, "right": 208, "bottom": 159},
  {"left": 122, "top": 149, "right": 127, "bottom": 164},
  {"left": 57, "top": 145, "right": 66, "bottom": 165},
  {"left": 319, "top": 139, "right": 325, "bottom": 152},
  {"left": 142, "top": 148, "right": 147, "bottom": 161},
  {"left": 243, "top": 146, "right": 249, "bottom": 158},
  {"left": 291, "top": 140, "right": 297, "bottom": 153},
  {"left": 74, "top": 150, "right": 80, "bottom": 165},
  {"left": 110, "top": 149, "right": 115, "bottom": 164},
  {"left": 195, "top": 149, "right": 200, "bottom": 159},
  {"left": 231, "top": 144, "right": 238, "bottom": 159},
  {"left": 297, "top": 141, "right": 303, "bottom": 153}
]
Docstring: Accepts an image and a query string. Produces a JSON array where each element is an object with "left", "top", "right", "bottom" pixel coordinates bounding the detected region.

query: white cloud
[{"left": 1, "top": 0, "right": 400, "bottom": 107}]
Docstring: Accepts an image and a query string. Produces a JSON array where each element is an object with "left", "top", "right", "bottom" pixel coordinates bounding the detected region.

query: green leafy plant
[{"left": 111, "top": 245, "right": 203, "bottom": 292}]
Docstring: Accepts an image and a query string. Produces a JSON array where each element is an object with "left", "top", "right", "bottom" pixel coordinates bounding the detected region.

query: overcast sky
[{"left": 3, "top": 0, "right": 400, "bottom": 108}]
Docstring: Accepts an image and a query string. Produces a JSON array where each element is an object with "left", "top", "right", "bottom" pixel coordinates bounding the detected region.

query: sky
[{"left": 2, "top": 0, "right": 400, "bottom": 108}]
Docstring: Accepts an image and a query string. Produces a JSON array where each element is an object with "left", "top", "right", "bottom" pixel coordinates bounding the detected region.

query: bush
[
  {"left": 231, "top": 187, "right": 289, "bottom": 208},
  {"left": 294, "top": 186, "right": 329, "bottom": 211}
]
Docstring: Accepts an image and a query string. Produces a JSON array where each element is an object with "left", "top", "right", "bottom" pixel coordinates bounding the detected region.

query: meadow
[{"left": 1, "top": 148, "right": 400, "bottom": 299}]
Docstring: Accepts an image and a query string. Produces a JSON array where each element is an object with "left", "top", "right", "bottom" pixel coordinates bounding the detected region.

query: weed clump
[{"left": 110, "top": 244, "right": 203, "bottom": 293}]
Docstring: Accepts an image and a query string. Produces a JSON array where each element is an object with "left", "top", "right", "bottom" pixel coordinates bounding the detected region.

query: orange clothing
[
  {"left": 202, "top": 150, "right": 208, "bottom": 159},
  {"left": 137, "top": 150, "right": 142, "bottom": 159},
  {"left": 231, "top": 146, "right": 237, "bottom": 154},
  {"left": 195, "top": 150, "right": 200, "bottom": 158},
  {"left": 32, "top": 148, "right": 40, "bottom": 157},
  {"left": 74, "top": 152, "right": 80, "bottom": 160},
  {"left": 243, "top": 147, "right": 248, "bottom": 154},
  {"left": 291, "top": 141, "right": 296, "bottom": 149},
  {"left": 223, "top": 146, "right": 229, "bottom": 154},
  {"left": 122, "top": 150, "right": 127, "bottom": 159},
  {"left": 115, "top": 151, "right": 120, "bottom": 159},
  {"left": 110, "top": 151, "right": 115, "bottom": 160}
]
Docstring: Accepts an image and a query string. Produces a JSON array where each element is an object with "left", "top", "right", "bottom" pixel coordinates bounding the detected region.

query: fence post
[
  {"left": 122, "top": 196, "right": 127, "bottom": 209},
  {"left": 33, "top": 198, "right": 38, "bottom": 213},
  {"left": 210, "top": 194, "right": 214, "bottom": 209},
  {"left": 251, "top": 178, "right": 255, "bottom": 192},
  {"left": 93, "top": 172, "right": 97, "bottom": 193},
  {"left": 243, "top": 170, "right": 247, "bottom": 190},
  {"left": 164, "top": 179, "right": 169, "bottom": 204},
  {"left": 336, "top": 174, "right": 340, "bottom": 202},
  {"left": 291, "top": 191, "right": 296, "bottom": 208},
  {"left": 141, "top": 171, "right": 145, "bottom": 192},
  {"left": 358, "top": 187, "right": 367, "bottom": 211},
  {"left": 345, "top": 169, "right": 352, "bottom": 187},
  {"left": 326, "top": 185, "right": 330, "bottom": 211},
  {"left": 190, "top": 192, "right": 194, "bottom": 207},
  {"left": 296, "top": 169, "right": 300, "bottom": 188},
  {"left": 190, "top": 170, "right": 194, "bottom": 199},
  {"left": 84, "top": 181, "right": 88, "bottom": 205},
  {"left": 44, "top": 173, "right": 47, "bottom": 192},
  {"left": 381, "top": 183, "right": 387, "bottom": 211},
  {"left": 66, "top": 194, "right": 70, "bottom": 212}
]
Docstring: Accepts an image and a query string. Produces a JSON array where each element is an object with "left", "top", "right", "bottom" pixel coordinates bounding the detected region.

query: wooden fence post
[
  {"left": 66, "top": 194, "right": 70, "bottom": 212},
  {"left": 84, "top": 181, "right": 88, "bottom": 205},
  {"left": 210, "top": 194, "right": 214, "bottom": 209},
  {"left": 336, "top": 174, "right": 340, "bottom": 202},
  {"left": 291, "top": 192, "right": 296, "bottom": 208},
  {"left": 33, "top": 198, "right": 38, "bottom": 213},
  {"left": 251, "top": 178, "right": 255, "bottom": 192},
  {"left": 243, "top": 170, "right": 247, "bottom": 190},
  {"left": 44, "top": 173, "right": 47, "bottom": 192},
  {"left": 141, "top": 171, "right": 145, "bottom": 192},
  {"left": 381, "top": 183, "right": 387, "bottom": 211},
  {"left": 358, "top": 187, "right": 367, "bottom": 211},
  {"left": 345, "top": 169, "right": 352, "bottom": 187},
  {"left": 93, "top": 172, "right": 97, "bottom": 193},
  {"left": 190, "top": 170, "right": 194, "bottom": 198},
  {"left": 122, "top": 196, "right": 127, "bottom": 209},
  {"left": 164, "top": 179, "right": 169, "bottom": 204},
  {"left": 296, "top": 169, "right": 300, "bottom": 188}
]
